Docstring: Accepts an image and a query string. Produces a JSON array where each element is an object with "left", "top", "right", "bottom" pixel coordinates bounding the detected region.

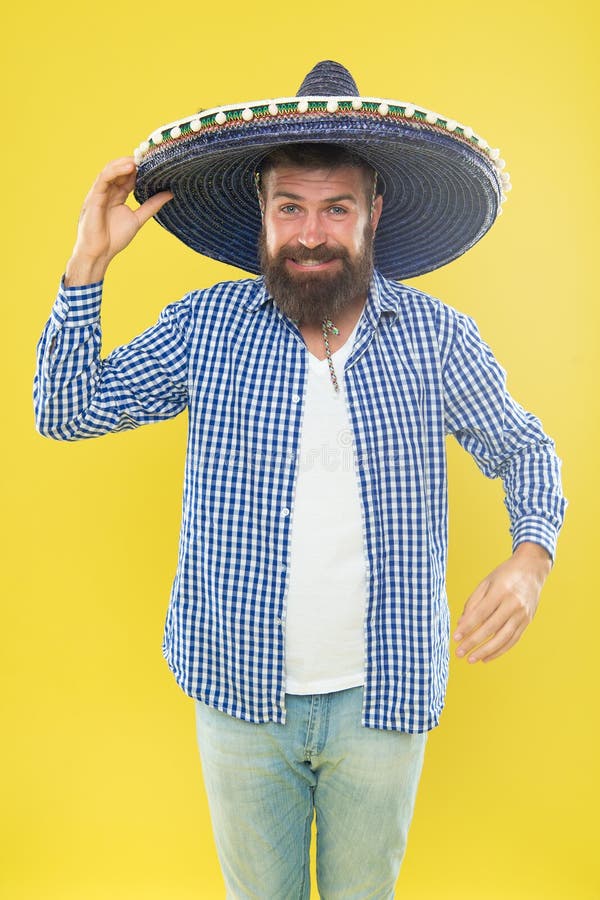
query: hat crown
[{"left": 296, "top": 60, "right": 359, "bottom": 97}]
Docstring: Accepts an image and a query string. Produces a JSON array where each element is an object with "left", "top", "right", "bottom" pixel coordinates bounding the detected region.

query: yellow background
[{"left": 2, "top": 1, "right": 597, "bottom": 897}]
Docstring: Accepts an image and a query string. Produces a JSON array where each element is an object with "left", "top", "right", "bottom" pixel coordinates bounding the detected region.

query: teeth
[{"left": 297, "top": 259, "right": 326, "bottom": 266}]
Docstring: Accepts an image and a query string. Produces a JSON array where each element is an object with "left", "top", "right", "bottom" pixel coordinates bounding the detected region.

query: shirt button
[
  {"left": 275, "top": 617, "right": 282, "bottom": 626},
  {"left": 292, "top": 394, "right": 300, "bottom": 404},
  {"left": 282, "top": 507, "right": 290, "bottom": 517}
]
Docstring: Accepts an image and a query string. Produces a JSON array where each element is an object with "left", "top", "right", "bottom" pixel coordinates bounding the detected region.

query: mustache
[{"left": 273, "top": 243, "right": 350, "bottom": 264}]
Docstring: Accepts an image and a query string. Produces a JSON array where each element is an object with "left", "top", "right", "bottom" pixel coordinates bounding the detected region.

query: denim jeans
[{"left": 194, "top": 686, "right": 427, "bottom": 899}]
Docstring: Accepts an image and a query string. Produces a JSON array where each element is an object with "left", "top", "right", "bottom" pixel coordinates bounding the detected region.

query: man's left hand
[{"left": 453, "top": 542, "right": 552, "bottom": 664}]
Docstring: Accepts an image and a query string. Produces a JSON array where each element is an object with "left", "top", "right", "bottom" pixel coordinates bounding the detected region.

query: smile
[{"left": 287, "top": 258, "right": 339, "bottom": 271}]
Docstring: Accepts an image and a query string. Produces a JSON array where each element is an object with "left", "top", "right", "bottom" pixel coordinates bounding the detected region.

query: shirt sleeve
[
  {"left": 34, "top": 279, "right": 191, "bottom": 440},
  {"left": 442, "top": 309, "right": 567, "bottom": 560}
]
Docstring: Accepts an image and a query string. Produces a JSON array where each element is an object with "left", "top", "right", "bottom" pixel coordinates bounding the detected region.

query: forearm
[
  {"left": 34, "top": 280, "right": 191, "bottom": 441},
  {"left": 443, "top": 308, "right": 567, "bottom": 560},
  {"left": 34, "top": 158, "right": 185, "bottom": 439},
  {"left": 34, "top": 280, "right": 107, "bottom": 440},
  {"left": 501, "top": 442, "right": 566, "bottom": 562}
]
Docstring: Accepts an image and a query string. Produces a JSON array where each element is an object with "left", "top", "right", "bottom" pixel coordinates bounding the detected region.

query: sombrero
[{"left": 133, "top": 60, "right": 510, "bottom": 280}]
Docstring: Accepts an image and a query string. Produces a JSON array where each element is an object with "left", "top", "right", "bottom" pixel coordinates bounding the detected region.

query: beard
[{"left": 259, "top": 224, "right": 374, "bottom": 326}]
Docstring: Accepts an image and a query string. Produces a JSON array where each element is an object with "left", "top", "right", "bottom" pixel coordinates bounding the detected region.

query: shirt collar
[
  {"left": 363, "top": 269, "right": 401, "bottom": 328},
  {"left": 238, "top": 277, "right": 271, "bottom": 312}
]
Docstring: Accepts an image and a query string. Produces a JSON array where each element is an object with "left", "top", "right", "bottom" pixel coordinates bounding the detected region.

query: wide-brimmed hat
[{"left": 133, "top": 60, "right": 510, "bottom": 279}]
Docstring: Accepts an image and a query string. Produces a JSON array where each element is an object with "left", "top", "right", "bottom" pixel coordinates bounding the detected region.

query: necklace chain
[{"left": 322, "top": 319, "right": 340, "bottom": 393}]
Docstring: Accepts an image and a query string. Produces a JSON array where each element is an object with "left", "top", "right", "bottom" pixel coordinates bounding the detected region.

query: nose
[{"left": 297, "top": 211, "right": 326, "bottom": 249}]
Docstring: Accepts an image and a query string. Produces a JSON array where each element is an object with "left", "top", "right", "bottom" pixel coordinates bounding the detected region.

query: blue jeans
[{"left": 194, "top": 686, "right": 427, "bottom": 899}]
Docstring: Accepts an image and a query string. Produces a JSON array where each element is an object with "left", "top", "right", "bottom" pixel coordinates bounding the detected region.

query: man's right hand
[{"left": 65, "top": 157, "right": 173, "bottom": 287}]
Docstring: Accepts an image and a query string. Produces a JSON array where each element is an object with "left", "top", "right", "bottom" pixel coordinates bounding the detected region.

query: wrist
[
  {"left": 65, "top": 253, "right": 108, "bottom": 287},
  {"left": 513, "top": 541, "right": 552, "bottom": 576}
]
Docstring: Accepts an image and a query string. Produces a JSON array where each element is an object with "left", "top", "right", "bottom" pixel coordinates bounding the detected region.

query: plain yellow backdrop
[{"left": 2, "top": 1, "right": 597, "bottom": 897}]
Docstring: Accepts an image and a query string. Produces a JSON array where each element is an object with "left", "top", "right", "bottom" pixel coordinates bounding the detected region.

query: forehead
[{"left": 261, "top": 164, "right": 371, "bottom": 201}]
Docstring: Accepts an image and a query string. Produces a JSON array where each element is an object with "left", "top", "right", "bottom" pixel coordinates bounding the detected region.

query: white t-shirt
[{"left": 284, "top": 323, "right": 367, "bottom": 694}]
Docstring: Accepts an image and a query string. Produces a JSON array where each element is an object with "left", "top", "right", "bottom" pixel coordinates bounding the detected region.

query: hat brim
[{"left": 134, "top": 104, "right": 503, "bottom": 280}]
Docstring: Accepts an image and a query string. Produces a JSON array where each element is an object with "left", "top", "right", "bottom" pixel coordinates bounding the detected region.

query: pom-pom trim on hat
[{"left": 133, "top": 95, "right": 509, "bottom": 206}]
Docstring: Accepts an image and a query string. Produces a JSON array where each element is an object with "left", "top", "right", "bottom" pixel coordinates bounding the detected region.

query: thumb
[{"left": 134, "top": 190, "right": 174, "bottom": 228}]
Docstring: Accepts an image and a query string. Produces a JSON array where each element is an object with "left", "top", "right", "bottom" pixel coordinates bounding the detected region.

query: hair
[{"left": 257, "top": 143, "right": 382, "bottom": 204}]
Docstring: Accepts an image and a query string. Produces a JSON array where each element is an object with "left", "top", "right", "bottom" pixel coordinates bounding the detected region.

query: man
[{"left": 34, "top": 61, "right": 566, "bottom": 898}]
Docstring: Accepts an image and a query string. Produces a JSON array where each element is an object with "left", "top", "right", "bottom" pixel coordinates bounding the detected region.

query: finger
[
  {"left": 477, "top": 627, "right": 526, "bottom": 663},
  {"left": 456, "top": 588, "right": 529, "bottom": 655},
  {"left": 87, "top": 158, "right": 137, "bottom": 203},
  {"left": 467, "top": 620, "right": 525, "bottom": 663},
  {"left": 101, "top": 156, "right": 138, "bottom": 180},
  {"left": 455, "top": 612, "right": 503, "bottom": 658},
  {"left": 454, "top": 582, "right": 498, "bottom": 641},
  {"left": 134, "top": 191, "right": 174, "bottom": 228}
]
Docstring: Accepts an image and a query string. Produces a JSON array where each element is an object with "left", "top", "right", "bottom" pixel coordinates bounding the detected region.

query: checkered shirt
[{"left": 34, "top": 270, "right": 566, "bottom": 732}]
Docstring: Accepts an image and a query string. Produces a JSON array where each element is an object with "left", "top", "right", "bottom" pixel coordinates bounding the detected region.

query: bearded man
[{"left": 34, "top": 61, "right": 566, "bottom": 899}]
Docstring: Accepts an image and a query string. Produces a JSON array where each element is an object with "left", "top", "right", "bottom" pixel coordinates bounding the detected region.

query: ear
[{"left": 370, "top": 194, "right": 383, "bottom": 233}]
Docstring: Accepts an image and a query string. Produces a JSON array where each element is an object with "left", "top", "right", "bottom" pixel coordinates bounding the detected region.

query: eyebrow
[{"left": 271, "top": 191, "right": 359, "bottom": 205}]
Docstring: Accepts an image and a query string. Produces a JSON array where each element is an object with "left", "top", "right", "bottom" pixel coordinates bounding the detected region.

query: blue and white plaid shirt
[{"left": 34, "top": 270, "right": 566, "bottom": 733}]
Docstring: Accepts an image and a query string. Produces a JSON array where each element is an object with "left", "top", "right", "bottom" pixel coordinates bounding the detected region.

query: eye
[
  {"left": 329, "top": 205, "right": 347, "bottom": 216},
  {"left": 280, "top": 204, "right": 299, "bottom": 214}
]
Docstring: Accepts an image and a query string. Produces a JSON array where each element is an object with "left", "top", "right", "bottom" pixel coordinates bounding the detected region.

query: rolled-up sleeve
[
  {"left": 34, "top": 279, "right": 191, "bottom": 440},
  {"left": 442, "top": 310, "right": 567, "bottom": 560}
]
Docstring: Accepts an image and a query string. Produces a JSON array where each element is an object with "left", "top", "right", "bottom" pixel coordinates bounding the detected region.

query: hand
[
  {"left": 453, "top": 542, "right": 552, "bottom": 664},
  {"left": 65, "top": 157, "right": 173, "bottom": 286}
]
